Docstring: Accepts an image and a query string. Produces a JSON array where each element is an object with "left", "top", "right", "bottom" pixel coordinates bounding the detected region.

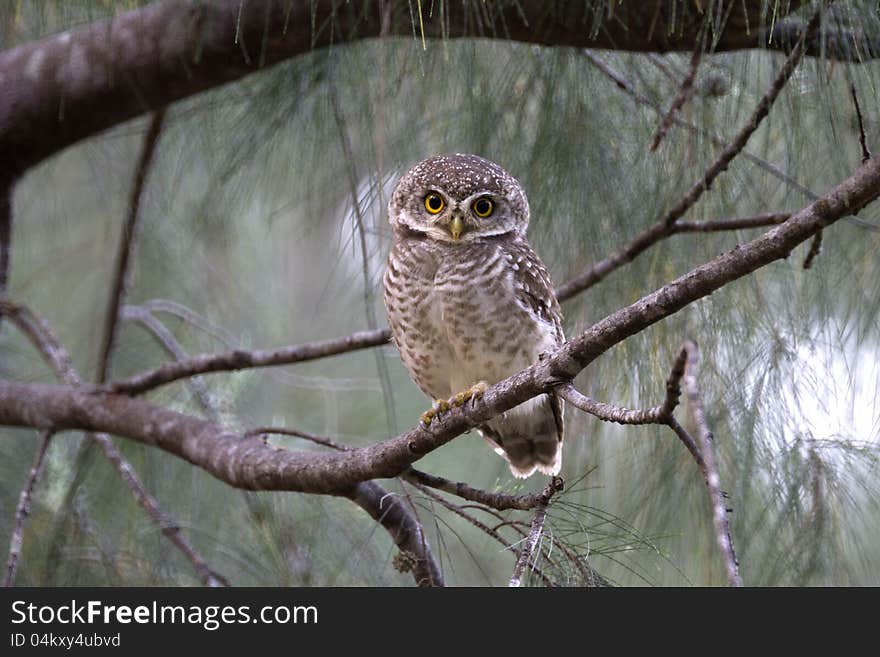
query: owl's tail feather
[
  {"left": 480, "top": 428, "right": 562, "bottom": 479},
  {"left": 502, "top": 439, "right": 562, "bottom": 479}
]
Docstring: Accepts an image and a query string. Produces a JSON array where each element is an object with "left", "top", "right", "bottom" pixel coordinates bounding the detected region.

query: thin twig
[
  {"left": 509, "top": 477, "right": 562, "bottom": 587},
  {"left": 802, "top": 230, "right": 823, "bottom": 270},
  {"left": 673, "top": 212, "right": 791, "bottom": 232},
  {"left": 645, "top": 53, "right": 682, "bottom": 85},
  {"left": 96, "top": 108, "right": 166, "bottom": 382},
  {"left": 245, "top": 426, "right": 352, "bottom": 452},
  {"left": 329, "top": 79, "right": 398, "bottom": 435},
  {"left": 122, "top": 306, "right": 219, "bottom": 422},
  {"left": 1, "top": 299, "right": 229, "bottom": 586},
  {"left": 107, "top": 327, "right": 391, "bottom": 395},
  {"left": 413, "top": 481, "right": 555, "bottom": 587},
  {"left": 556, "top": 346, "right": 687, "bottom": 424},
  {"left": 4, "top": 429, "right": 53, "bottom": 587},
  {"left": 650, "top": 48, "right": 702, "bottom": 151},
  {"left": 679, "top": 341, "right": 742, "bottom": 587},
  {"left": 403, "top": 469, "right": 548, "bottom": 511},
  {"left": 850, "top": 83, "right": 871, "bottom": 163}
]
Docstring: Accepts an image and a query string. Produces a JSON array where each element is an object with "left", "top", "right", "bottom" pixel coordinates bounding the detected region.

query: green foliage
[{"left": 1, "top": 1, "right": 879, "bottom": 586}]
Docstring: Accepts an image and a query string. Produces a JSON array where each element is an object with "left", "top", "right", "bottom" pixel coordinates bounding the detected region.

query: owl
[{"left": 383, "top": 154, "right": 564, "bottom": 478}]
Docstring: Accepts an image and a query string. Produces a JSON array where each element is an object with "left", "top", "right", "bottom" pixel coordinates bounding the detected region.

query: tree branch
[
  {"left": 107, "top": 328, "right": 391, "bottom": 395},
  {"left": 3, "top": 429, "right": 53, "bottom": 587},
  {"left": 346, "top": 481, "right": 444, "bottom": 587},
  {"left": 679, "top": 341, "right": 742, "bottom": 587},
  {"left": 3, "top": 148, "right": 878, "bottom": 496},
  {"left": 0, "top": 1, "right": 856, "bottom": 182}
]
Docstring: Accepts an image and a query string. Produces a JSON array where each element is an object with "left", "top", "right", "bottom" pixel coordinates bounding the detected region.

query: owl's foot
[
  {"left": 420, "top": 398, "right": 451, "bottom": 426},
  {"left": 421, "top": 382, "right": 488, "bottom": 426},
  {"left": 452, "top": 381, "right": 488, "bottom": 407}
]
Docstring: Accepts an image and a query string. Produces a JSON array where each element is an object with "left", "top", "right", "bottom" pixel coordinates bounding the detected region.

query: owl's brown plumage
[{"left": 383, "top": 154, "right": 564, "bottom": 478}]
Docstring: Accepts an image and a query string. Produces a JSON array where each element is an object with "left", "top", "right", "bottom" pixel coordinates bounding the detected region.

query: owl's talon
[{"left": 420, "top": 385, "right": 486, "bottom": 426}]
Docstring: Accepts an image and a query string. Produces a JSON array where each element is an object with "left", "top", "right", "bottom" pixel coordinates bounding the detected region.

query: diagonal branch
[
  {"left": 3, "top": 146, "right": 879, "bottom": 495},
  {"left": 347, "top": 481, "right": 444, "bottom": 587}
]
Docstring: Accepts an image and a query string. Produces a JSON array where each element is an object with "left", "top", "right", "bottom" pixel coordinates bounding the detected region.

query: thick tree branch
[
  {"left": 347, "top": 481, "right": 443, "bottom": 587},
  {"left": 0, "top": 1, "right": 857, "bottom": 181},
  {"left": 3, "top": 149, "right": 878, "bottom": 496}
]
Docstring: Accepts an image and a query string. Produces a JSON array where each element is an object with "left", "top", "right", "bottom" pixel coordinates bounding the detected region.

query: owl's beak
[{"left": 449, "top": 215, "right": 465, "bottom": 240}]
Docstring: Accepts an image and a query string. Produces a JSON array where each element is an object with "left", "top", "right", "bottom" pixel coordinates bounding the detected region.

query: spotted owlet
[{"left": 383, "top": 154, "right": 564, "bottom": 478}]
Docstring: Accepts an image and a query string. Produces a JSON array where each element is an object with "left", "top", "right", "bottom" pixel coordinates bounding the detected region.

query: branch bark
[{"left": 0, "top": 1, "right": 857, "bottom": 181}]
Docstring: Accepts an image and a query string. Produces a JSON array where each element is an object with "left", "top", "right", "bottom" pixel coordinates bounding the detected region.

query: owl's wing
[
  {"left": 501, "top": 236, "right": 565, "bottom": 448},
  {"left": 502, "top": 237, "right": 564, "bottom": 346}
]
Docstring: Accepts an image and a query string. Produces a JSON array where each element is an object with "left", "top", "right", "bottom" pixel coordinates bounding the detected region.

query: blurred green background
[{"left": 1, "top": 1, "right": 879, "bottom": 586}]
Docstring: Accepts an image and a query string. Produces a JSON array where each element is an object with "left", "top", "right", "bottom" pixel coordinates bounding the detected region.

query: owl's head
[{"left": 388, "top": 154, "right": 529, "bottom": 243}]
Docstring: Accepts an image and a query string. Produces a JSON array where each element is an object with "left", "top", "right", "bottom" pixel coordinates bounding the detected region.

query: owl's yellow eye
[
  {"left": 424, "top": 193, "right": 445, "bottom": 214},
  {"left": 472, "top": 197, "right": 494, "bottom": 218}
]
